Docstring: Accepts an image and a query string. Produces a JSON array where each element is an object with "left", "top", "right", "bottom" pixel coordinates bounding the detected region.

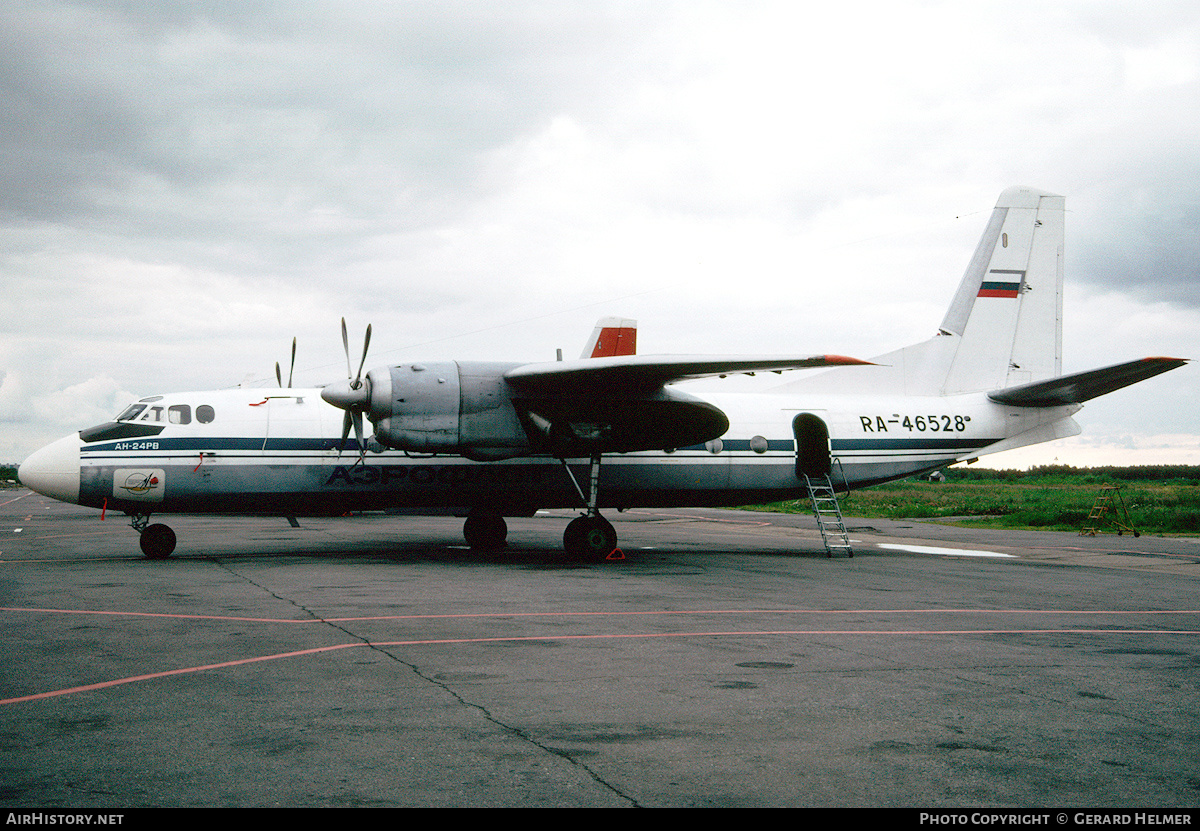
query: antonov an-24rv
[{"left": 19, "top": 187, "right": 1187, "bottom": 560}]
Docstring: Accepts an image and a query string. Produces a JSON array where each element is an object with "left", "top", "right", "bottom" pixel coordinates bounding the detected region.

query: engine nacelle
[{"left": 368, "top": 361, "right": 532, "bottom": 461}]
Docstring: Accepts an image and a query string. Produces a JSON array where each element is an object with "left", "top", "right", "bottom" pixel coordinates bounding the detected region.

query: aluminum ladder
[{"left": 804, "top": 473, "right": 853, "bottom": 558}]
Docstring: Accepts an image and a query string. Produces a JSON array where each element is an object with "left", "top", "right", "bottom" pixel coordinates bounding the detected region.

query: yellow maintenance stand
[{"left": 1080, "top": 484, "right": 1140, "bottom": 537}]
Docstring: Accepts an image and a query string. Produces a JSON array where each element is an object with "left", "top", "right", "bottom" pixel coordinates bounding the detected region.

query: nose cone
[{"left": 19, "top": 434, "right": 82, "bottom": 504}]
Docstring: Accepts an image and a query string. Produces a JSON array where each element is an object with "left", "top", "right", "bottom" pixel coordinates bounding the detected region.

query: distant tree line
[
  {"left": 944, "top": 465, "right": 1200, "bottom": 483},
  {"left": 1, "top": 464, "right": 18, "bottom": 485}
]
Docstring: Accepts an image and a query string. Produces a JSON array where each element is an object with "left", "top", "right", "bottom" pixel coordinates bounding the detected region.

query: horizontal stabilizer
[
  {"left": 506, "top": 354, "right": 872, "bottom": 395},
  {"left": 988, "top": 357, "right": 1188, "bottom": 407}
]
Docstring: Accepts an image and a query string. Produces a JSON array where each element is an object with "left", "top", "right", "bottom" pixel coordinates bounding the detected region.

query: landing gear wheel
[
  {"left": 140, "top": 523, "right": 176, "bottom": 560},
  {"left": 463, "top": 514, "right": 507, "bottom": 550},
  {"left": 564, "top": 516, "right": 617, "bottom": 561}
]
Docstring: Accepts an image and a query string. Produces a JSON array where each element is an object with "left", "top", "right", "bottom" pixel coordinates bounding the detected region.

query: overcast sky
[{"left": 2, "top": 0, "right": 1196, "bottom": 467}]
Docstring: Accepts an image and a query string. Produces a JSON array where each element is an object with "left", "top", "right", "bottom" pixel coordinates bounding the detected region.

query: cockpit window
[
  {"left": 115, "top": 402, "right": 213, "bottom": 425},
  {"left": 116, "top": 404, "right": 146, "bottom": 422}
]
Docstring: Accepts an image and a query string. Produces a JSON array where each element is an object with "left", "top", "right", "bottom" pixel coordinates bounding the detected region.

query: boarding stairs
[{"left": 804, "top": 473, "right": 853, "bottom": 558}]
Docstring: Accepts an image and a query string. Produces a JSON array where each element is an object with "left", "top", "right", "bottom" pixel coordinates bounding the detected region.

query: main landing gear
[
  {"left": 560, "top": 453, "right": 620, "bottom": 561},
  {"left": 131, "top": 513, "right": 177, "bottom": 560},
  {"left": 462, "top": 513, "right": 508, "bottom": 550},
  {"left": 563, "top": 514, "right": 617, "bottom": 561},
  {"left": 461, "top": 509, "right": 618, "bottom": 561},
  {"left": 460, "top": 456, "right": 621, "bottom": 561}
]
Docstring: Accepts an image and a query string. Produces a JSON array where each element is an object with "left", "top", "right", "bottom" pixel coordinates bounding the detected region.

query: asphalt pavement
[{"left": 2, "top": 489, "right": 1198, "bottom": 808}]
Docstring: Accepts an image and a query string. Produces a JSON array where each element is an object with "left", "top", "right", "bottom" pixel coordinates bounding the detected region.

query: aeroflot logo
[
  {"left": 324, "top": 464, "right": 551, "bottom": 487},
  {"left": 114, "top": 469, "right": 166, "bottom": 502}
]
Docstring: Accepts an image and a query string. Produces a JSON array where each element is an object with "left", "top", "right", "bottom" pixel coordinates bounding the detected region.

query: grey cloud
[{"left": 0, "top": 0, "right": 665, "bottom": 288}]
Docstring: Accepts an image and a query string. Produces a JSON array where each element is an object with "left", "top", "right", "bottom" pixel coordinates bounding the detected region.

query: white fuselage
[{"left": 19, "top": 384, "right": 1081, "bottom": 517}]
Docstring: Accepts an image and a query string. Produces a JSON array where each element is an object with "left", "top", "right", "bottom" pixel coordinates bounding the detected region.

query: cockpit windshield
[{"left": 116, "top": 404, "right": 146, "bottom": 422}]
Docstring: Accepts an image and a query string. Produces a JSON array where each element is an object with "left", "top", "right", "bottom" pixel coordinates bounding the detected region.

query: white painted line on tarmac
[{"left": 878, "top": 543, "right": 1015, "bottom": 558}]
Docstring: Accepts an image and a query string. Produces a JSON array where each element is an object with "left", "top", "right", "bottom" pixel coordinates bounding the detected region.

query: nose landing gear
[{"left": 131, "top": 513, "right": 176, "bottom": 560}]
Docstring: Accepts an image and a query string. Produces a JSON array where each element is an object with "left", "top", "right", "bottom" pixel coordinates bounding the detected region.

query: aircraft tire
[
  {"left": 140, "top": 523, "right": 176, "bottom": 560},
  {"left": 463, "top": 514, "right": 507, "bottom": 550},
  {"left": 563, "top": 516, "right": 617, "bottom": 561}
]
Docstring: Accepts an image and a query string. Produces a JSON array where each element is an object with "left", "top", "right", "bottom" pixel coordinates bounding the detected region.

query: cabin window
[
  {"left": 196, "top": 405, "right": 216, "bottom": 424},
  {"left": 168, "top": 405, "right": 191, "bottom": 425}
]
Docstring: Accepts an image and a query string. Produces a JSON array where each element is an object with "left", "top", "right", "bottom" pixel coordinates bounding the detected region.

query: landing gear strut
[
  {"left": 560, "top": 454, "right": 619, "bottom": 561},
  {"left": 131, "top": 513, "right": 176, "bottom": 560}
]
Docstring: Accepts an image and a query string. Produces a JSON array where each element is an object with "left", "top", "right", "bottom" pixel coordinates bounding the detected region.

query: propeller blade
[
  {"left": 275, "top": 362, "right": 283, "bottom": 388},
  {"left": 352, "top": 411, "right": 365, "bottom": 454},
  {"left": 353, "top": 324, "right": 372, "bottom": 389},
  {"left": 339, "top": 410, "right": 353, "bottom": 453},
  {"left": 287, "top": 337, "right": 296, "bottom": 388},
  {"left": 341, "top": 318, "right": 352, "bottom": 380}
]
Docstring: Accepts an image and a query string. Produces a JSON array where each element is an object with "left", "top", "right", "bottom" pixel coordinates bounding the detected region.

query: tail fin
[
  {"left": 782, "top": 186, "right": 1064, "bottom": 396},
  {"left": 939, "top": 186, "right": 1064, "bottom": 392},
  {"left": 581, "top": 317, "right": 637, "bottom": 359}
]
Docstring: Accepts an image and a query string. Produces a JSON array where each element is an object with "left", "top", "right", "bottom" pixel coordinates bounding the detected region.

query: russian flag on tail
[{"left": 978, "top": 269, "right": 1025, "bottom": 298}]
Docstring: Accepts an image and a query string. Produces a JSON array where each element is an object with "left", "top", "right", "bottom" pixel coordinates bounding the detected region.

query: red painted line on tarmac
[
  {"left": 320, "top": 608, "right": 1200, "bottom": 621},
  {"left": 1031, "top": 545, "right": 1200, "bottom": 560},
  {"left": 367, "top": 628, "right": 1200, "bottom": 647},
  {"left": 627, "top": 510, "right": 771, "bottom": 526},
  {"left": 0, "top": 642, "right": 360, "bottom": 704},
  {"left": 0, "top": 494, "right": 31, "bottom": 507},
  {"left": 4, "top": 626, "right": 1199, "bottom": 706},
  {"left": 0, "top": 606, "right": 320, "bottom": 623},
  {"left": 4, "top": 605, "right": 1200, "bottom": 624}
]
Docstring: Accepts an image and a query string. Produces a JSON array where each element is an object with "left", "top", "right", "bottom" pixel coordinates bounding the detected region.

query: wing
[
  {"left": 505, "top": 353, "right": 872, "bottom": 395},
  {"left": 504, "top": 353, "right": 871, "bottom": 455},
  {"left": 988, "top": 357, "right": 1188, "bottom": 407}
]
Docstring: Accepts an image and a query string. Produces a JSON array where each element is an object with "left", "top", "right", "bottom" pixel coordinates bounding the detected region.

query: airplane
[{"left": 18, "top": 186, "right": 1187, "bottom": 561}]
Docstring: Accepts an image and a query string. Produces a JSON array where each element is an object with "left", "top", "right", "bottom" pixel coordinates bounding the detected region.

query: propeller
[
  {"left": 322, "top": 318, "right": 373, "bottom": 459},
  {"left": 275, "top": 337, "right": 297, "bottom": 388}
]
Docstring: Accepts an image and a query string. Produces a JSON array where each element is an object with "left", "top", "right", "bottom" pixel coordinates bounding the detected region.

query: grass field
[{"left": 750, "top": 468, "right": 1200, "bottom": 535}]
